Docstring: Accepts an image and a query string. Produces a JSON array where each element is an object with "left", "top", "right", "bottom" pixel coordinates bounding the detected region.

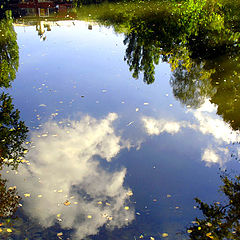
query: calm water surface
[{"left": 1, "top": 3, "right": 240, "bottom": 239}]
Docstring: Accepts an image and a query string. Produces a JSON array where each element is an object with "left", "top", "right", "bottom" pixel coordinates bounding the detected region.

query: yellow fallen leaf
[
  {"left": 97, "top": 201, "right": 103, "bottom": 204},
  {"left": 87, "top": 215, "right": 92, "bottom": 219},
  {"left": 64, "top": 200, "right": 71, "bottom": 206},
  {"left": 58, "top": 189, "right": 63, "bottom": 193},
  {"left": 74, "top": 202, "right": 78, "bottom": 204},
  {"left": 206, "top": 222, "right": 212, "bottom": 227},
  {"left": 167, "top": 194, "right": 171, "bottom": 198},
  {"left": 38, "top": 195, "right": 42, "bottom": 198},
  {"left": 187, "top": 230, "right": 192, "bottom": 233},
  {"left": 57, "top": 214, "right": 61, "bottom": 218},
  {"left": 124, "top": 206, "right": 129, "bottom": 210},
  {"left": 139, "top": 235, "right": 144, "bottom": 239},
  {"left": 0, "top": 228, "right": 2, "bottom": 232},
  {"left": 150, "top": 237, "right": 155, "bottom": 240},
  {"left": 6, "top": 228, "right": 12, "bottom": 233},
  {"left": 24, "top": 193, "right": 30, "bottom": 197},
  {"left": 57, "top": 232, "right": 63, "bottom": 237},
  {"left": 127, "top": 191, "right": 133, "bottom": 196},
  {"left": 106, "top": 202, "right": 111, "bottom": 206},
  {"left": 198, "top": 227, "right": 201, "bottom": 230},
  {"left": 162, "top": 233, "right": 168, "bottom": 237}
]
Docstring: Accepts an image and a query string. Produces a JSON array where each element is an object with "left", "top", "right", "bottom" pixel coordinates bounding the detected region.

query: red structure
[{"left": 11, "top": 0, "right": 73, "bottom": 17}]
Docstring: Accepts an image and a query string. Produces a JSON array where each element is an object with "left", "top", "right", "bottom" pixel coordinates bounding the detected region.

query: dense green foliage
[
  {"left": 74, "top": 0, "right": 240, "bottom": 129},
  {"left": 0, "top": 11, "right": 19, "bottom": 88},
  {"left": 0, "top": 92, "right": 28, "bottom": 169},
  {"left": 187, "top": 174, "right": 240, "bottom": 239}
]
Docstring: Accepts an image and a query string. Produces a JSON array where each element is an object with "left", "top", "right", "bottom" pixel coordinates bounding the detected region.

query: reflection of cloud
[
  {"left": 202, "top": 146, "right": 229, "bottom": 167},
  {"left": 4, "top": 113, "right": 134, "bottom": 239},
  {"left": 142, "top": 117, "right": 183, "bottom": 135},
  {"left": 193, "top": 101, "right": 240, "bottom": 144},
  {"left": 142, "top": 99, "right": 240, "bottom": 167}
]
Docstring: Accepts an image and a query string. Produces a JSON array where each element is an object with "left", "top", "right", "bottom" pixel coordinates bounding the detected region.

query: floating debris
[{"left": 64, "top": 200, "right": 71, "bottom": 206}]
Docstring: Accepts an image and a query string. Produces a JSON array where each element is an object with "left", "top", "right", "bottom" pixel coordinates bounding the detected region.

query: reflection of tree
[
  {"left": 170, "top": 62, "right": 216, "bottom": 108},
  {"left": 0, "top": 92, "right": 27, "bottom": 221},
  {"left": 124, "top": 28, "right": 161, "bottom": 84},
  {"left": 0, "top": 11, "right": 19, "bottom": 88},
  {"left": 123, "top": 15, "right": 180, "bottom": 84},
  {"left": 0, "top": 179, "right": 20, "bottom": 218},
  {"left": 187, "top": 174, "right": 240, "bottom": 239},
  {"left": 209, "top": 54, "right": 240, "bottom": 130},
  {"left": 0, "top": 92, "right": 28, "bottom": 169}
]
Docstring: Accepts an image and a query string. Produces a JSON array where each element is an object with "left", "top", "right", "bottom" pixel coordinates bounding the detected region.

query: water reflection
[
  {"left": 0, "top": 11, "right": 19, "bottom": 88},
  {"left": 1, "top": 0, "right": 240, "bottom": 238},
  {"left": 187, "top": 173, "right": 240, "bottom": 239},
  {"left": 142, "top": 99, "right": 240, "bottom": 167},
  {"left": 0, "top": 91, "right": 28, "bottom": 234},
  {"left": 4, "top": 113, "right": 135, "bottom": 239}
]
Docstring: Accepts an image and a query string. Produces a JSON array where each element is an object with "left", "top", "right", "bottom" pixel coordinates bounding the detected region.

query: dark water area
[{"left": 1, "top": 0, "right": 240, "bottom": 239}]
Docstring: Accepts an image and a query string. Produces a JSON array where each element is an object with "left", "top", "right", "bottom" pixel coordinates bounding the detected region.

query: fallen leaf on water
[
  {"left": 167, "top": 194, "right": 171, "bottom": 198},
  {"left": 206, "top": 222, "right": 212, "bottom": 227},
  {"left": 127, "top": 191, "right": 133, "bottom": 196},
  {"left": 127, "top": 121, "right": 134, "bottom": 126},
  {"left": 57, "top": 232, "right": 63, "bottom": 237},
  {"left": 39, "top": 104, "right": 47, "bottom": 107},
  {"left": 162, "top": 233, "right": 168, "bottom": 237},
  {"left": 64, "top": 200, "right": 71, "bottom": 206}
]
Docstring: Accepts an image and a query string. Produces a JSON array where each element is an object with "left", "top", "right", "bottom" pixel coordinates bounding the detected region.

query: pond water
[{"left": 1, "top": 1, "right": 240, "bottom": 240}]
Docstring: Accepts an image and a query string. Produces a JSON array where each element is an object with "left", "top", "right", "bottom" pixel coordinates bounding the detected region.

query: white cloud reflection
[
  {"left": 5, "top": 113, "right": 134, "bottom": 239},
  {"left": 142, "top": 99, "right": 240, "bottom": 167}
]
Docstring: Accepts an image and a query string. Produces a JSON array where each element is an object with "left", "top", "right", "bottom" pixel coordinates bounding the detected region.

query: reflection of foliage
[
  {"left": 0, "top": 11, "right": 19, "bottom": 88},
  {"left": 188, "top": 174, "right": 240, "bottom": 239},
  {"left": 123, "top": 11, "right": 180, "bottom": 84},
  {"left": 170, "top": 63, "right": 216, "bottom": 108},
  {"left": 0, "top": 178, "right": 20, "bottom": 218},
  {"left": 76, "top": 0, "right": 240, "bottom": 129},
  {"left": 0, "top": 92, "right": 28, "bottom": 169},
  {"left": 209, "top": 53, "right": 240, "bottom": 130},
  {"left": 124, "top": 25, "right": 161, "bottom": 84}
]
